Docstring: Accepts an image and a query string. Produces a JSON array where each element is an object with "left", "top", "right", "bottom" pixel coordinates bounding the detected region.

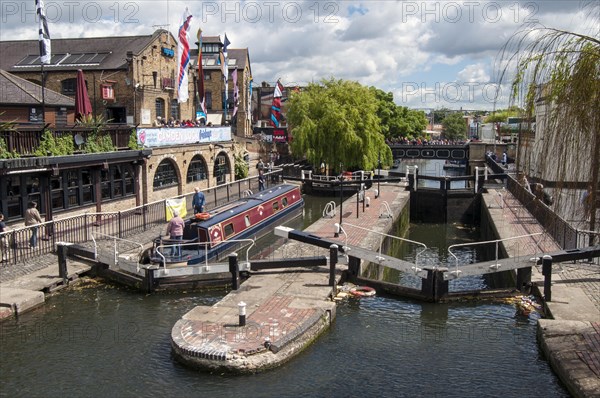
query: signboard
[
  {"left": 136, "top": 126, "right": 232, "bottom": 147},
  {"left": 141, "top": 109, "right": 151, "bottom": 125}
]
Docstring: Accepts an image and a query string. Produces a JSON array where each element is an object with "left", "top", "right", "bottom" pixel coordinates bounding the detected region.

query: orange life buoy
[
  {"left": 195, "top": 212, "right": 211, "bottom": 221},
  {"left": 349, "top": 286, "right": 376, "bottom": 297}
]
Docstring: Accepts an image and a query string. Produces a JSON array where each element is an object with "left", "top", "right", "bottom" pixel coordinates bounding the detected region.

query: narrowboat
[
  {"left": 151, "top": 184, "right": 303, "bottom": 265},
  {"left": 301, "top": 170, "right": 373, "bottom": 196}
]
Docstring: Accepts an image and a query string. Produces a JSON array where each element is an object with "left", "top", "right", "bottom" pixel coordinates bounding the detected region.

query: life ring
[
  {"left": 349, "top": 286, "right": 376, "bottom": 297},
  {"left": 195, "top": 212, "right": 211, "bottom": 221}
]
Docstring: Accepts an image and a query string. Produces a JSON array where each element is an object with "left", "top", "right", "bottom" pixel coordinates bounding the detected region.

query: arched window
[
  {"left": 153, "top": 159, "right": 179, "bottom": 189},
  {"left": 186, "top": 155, "right": 207, "bottom": 183},
  {"left": 213, "top": 152, "right": 230, "bottom": 185},
  {"left": 170, "top": 99, "right": 180, "bottom": 120},
  {"left": 155, "top": 98, "right": 165, "bottom": 119}
]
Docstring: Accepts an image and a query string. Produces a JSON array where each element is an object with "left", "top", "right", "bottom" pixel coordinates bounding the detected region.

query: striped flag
[
  {"left": 196, "top": 28, "right": 207, "bottom": 119},
  {"left": 270, "top": 79, "right": 284, "bottom": 127},
  {"left": 36, "top": 0, "right": 51, "bottom": 64},
  {"left": 232, "top": 69, "right": 239, "bottom": 117},
  {"left": 220, "top": 34, "right": 230, "bottom": 115},
  {"left": 177, "top": 8, "right": 192, "bottom": 103}
]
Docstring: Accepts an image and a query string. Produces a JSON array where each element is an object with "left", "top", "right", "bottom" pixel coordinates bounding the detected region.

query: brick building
[{"left": 0, "top": 29, "right": 252, "bottom": 137}]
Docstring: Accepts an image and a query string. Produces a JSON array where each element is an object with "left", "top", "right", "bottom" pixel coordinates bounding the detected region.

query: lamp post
[
  {"left": 377, "top": 151, "right": 381, "bottom": 198},
  {"left": 338, "top": 162, "right": 343, "bottom": 226}
]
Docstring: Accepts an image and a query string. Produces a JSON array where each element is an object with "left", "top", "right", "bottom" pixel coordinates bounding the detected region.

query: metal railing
[
  {"left": 447, "top": 232, "right": 544, "bottom": 278},
  {"left": 154, "top": 238, "right": 256, "bottom": 270}
]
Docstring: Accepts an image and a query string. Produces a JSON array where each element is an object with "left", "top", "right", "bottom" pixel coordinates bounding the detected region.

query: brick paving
[{"left": 485, "top": 189, "right": 600, "bottom": 395}]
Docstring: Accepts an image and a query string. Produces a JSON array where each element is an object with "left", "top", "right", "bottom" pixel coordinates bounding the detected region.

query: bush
[{"left": 34, "top": 130, "right": 74, "bottom": 156}]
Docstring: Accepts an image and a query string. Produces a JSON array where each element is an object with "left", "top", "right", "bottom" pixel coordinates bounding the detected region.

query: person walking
[
  {"left": 166, "top": 210, "right": 185, "bottom": 257},
  {"left": 0, "top": 213, "right": 9, "bottom": 262},
  {"left": 24, "top": 201, "right": 43, "bottom": 248},
  {"left": 192, "top": 187, "right": 205, "bottom": 214}
]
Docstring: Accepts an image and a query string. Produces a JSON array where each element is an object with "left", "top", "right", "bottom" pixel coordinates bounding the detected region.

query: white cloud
[{"left": 0, "top": 0, "right": 593, "bottom": 109}]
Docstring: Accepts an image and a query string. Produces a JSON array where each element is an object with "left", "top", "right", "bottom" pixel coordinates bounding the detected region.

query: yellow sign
[{"left": 165, "top": 198, "right": 187, "bottom": 221}]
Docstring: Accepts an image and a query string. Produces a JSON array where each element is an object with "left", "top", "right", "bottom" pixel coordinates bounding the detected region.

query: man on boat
[
  {"left": 192, "top": 187, "right": 205, "bottom": 214},
  {"left": 166, "top": 210, "right": 185, "bottom": 257}
]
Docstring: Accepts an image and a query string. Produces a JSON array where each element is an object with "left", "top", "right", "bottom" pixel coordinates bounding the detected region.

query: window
[
  {"left": 61, "top": 78, "right": 78, "bottom": 95},
  {"left": 272, "top": 201, "right": 279, "bottom": 212},
  {"left": 282, "top": 197, "right": 288, "bottom": 207},
  {"left": 155, "top": 98, "right": 165, "bottom": 118},
  {"left": 223, "top": 223, "right": 234, "bottom": 238},
  {"left": 50, "top": 175, "right": 64, "bottom": 210},
  {"left": 101, "top": 84, "right": 114, "bottom": 100},
  {"left": 244, "top": 215, "right": 251, "bottom": 227},
  {"left": 170, "top": 99, "right": 180, "bottom": 120},
  {"left": 205, "top": 91, "right": 212, "bottom": 110},
  {"left": 102, "top": 165, "right": 135, "bottom": 200},
  {"left": 186, "top": 156, "right": 207, "bottom": 183},
  {"left": 203, "top": 70, "right": 211, "bottom": 81},
  {"left": 153, "top": 159, "right": 179, "bottom": 189}
]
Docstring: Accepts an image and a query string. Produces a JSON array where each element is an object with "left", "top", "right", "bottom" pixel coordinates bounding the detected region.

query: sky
[{"left": 1, "top": 0, "right": 598, "bottom": 111}]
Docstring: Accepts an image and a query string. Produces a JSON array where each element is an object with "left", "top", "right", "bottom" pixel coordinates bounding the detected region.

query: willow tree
[
  {"left": 286, "top": 78, "right": 392, "bottom": 173},
  {"left": 498, "top": 19, "right": 600, "bottom": 234}
]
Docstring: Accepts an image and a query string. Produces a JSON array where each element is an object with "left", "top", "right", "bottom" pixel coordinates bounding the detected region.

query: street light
[{"left": 377, "top": 151, "right": 381, "bottom": 199}]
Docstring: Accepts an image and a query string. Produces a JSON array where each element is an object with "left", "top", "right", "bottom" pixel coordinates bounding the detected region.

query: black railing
[{"left": 1, "top": 125, "right": 133, "bottom": 156}]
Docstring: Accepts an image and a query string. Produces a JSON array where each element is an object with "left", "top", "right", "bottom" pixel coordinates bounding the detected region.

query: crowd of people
[
  {"left": 153, "top": 116, "right": 212, "bottom": 128},
  {"left": 386, "top": 137, "right": 467, "bottom": 145}
]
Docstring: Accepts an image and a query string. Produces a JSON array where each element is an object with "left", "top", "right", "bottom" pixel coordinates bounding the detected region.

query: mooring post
[
  {"left": 229, "top": 253, "right": 240, "bottom": 290},
  {"left": 329, "top": 244, "right": 338, "bottom": 288},
  {"left": 516, "top": 266, "right": 532, "bottom": 293},
  {"left": 238, "top": 301, "right": 246, "bottom": 327},
  {"left": 57, "top": 242, "right": 68, "bottom": 285},
  {"left": 144, "top": 267, "right": 155, "bottom": 293},
  {"left": 542, "top": 255, "right": 553, "bottom": 301}
]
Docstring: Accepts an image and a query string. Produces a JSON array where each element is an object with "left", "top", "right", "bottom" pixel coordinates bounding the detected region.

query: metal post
[
  {"left": 377, "top": 151, "right": 381, "bottom": 198},
  {"left": 329, "top": 244, "right": 338, "bottom": 287},
  {"left": 229, "top": 253, "right": 240, "bottom": 290},
  {"left": 338, "top": 163, "right": 343, "bottom": 226},
  {"left": 144, "top": 267, "right": 155, "bottom": 293},
  {"left": 57, "top": 243, "right": 68, "bottom": 285},
  {"left": 238, "top": 301, "right": 246, "bottom": 326},
  {"left": 542, "top": 255, "right": 552, "bottom": 301},
  {"left": 474, "top": 167, "right": 479, "bottom": 194}
]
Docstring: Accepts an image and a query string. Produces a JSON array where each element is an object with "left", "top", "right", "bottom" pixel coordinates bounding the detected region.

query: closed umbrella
[{"left": 75, "top": 69, "right": 92, "bottom": 121}]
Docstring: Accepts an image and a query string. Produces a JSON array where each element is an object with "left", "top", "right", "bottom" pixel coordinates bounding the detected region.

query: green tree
[
  {"left": 34, "top": 130, "right": 74, "bottom": 156},
  {"left": 499, "top": 19, "right": 600, "bottom": 232},
  {"left": 287, "top": 78, "right": 392, "bottom": 172},
  {"left": 441, "top": 113, "right": 467, "bottom": 141},
  {"left": 369, "top": 87, "right": 427, "bottom": 140}
]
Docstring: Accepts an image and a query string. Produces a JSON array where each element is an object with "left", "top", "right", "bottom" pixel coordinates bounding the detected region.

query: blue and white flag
[{"left": 36, "top": 0, "right": 51, "bottom": 64}]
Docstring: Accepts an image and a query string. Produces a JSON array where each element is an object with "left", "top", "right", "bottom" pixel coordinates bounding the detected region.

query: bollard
[
  {"left": 374, "top": 189, "right": 379, "bottom": 199},
  {"left": 238, "top": 301, "right": 246, "bottom": 326},
  {"left": 228, "top": 253, "right": 239, "bottom": 290},
  {"left": 144, "top": 267, "right": 155, "bottom": 293},
  {"left": 542, "top": 255, "right": 552, "bottom": 301},
  {"left": 57, "top": 243, "right": 69, "bottom": 285},
  {"left": 334, "top": 223, "right": 340, "bottom": 238},
  {"left": 329, "top": 244, "right": 338, "bottom": 287},
  {"left": 366, "top": 196, "right": 370, "bottom": 207}
]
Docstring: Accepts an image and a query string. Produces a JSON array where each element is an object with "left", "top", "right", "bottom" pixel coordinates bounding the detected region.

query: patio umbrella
[{"left": 75, "top": 69, "right": 92, "bottom": 121}]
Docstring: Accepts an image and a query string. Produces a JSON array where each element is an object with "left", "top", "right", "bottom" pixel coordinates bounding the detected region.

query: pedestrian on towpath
[
  {"left": 0, "top": 212, "right": 9, "bottom": 262},
  {"left": 258, "top": 170, "right": 265, "bottom": 191},
  {"left": 24, "top": 201, "right": 43, "bottom": 248}
]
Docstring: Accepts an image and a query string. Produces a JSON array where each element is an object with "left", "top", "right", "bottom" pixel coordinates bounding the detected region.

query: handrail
[
  {"left": 155, "top": 238, "right": 256, "bottom": 269},
  {"left": 323, "top": 201, "right": 336, "bottom": 218},
  {"left": 379, "top": 201, "right": 392, "bottom": 218},
  {"left": 242, "top": 189, "right": 253, "bottom": 197},
  {"left": 447, "top": 232, "right": 544, "bottom": 278},
  {"left": 92, "top": 232, "right": 145, "bottom": 270},
  {"left": 342, "top": 222, "right": 428, "bottom": 273}
]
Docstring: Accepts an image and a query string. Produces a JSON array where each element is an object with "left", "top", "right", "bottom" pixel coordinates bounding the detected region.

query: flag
[
  {"left": 177, "top": 8, "right": 193, "bottom": 103},
  {"left": 165, "top": 198, "right": 187, "bottom": 221},
  {"left": 196, "top": 28, "right": 207, "bottom": 119},
  {"left": 36, "top": 0, "right": 51, "bottom": 64},
  {"left": 247, "top": 75, "right": 253, "bottom": 121},
  {"left": 232, "top": 69, "right": 239, "bottom": 117},
  {"left": 270, "top": 79, "right": 284, "bottom": 127},
  {"left": 220, "top": 34, "right": 230, "bottom": 115}
]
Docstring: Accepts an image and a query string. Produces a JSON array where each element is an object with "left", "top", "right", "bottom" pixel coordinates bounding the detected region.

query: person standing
[
  {"left": 256, "top": 158, "right": 265, "bottom": 173},
  {"left": 0, "top": 213, "right": 9, "bottom": 262},
  {"left": 192, "top": 187, "right": 205, "bottom": 214},
  {"left": 166, "top": 210, "right": 185, "bottom": 257},
  {"left": 258, "top": 170, "right": 265, "bottom": 191},
  {"left": 501, "top": 151, "right": 507, "bottom": 167},
  {"left": 24, "top": 201, "right": 43, "bottom": 248}
]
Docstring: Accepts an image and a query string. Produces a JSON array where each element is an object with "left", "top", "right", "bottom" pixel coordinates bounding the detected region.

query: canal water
[{"left": 0, "top": 177, "right": 568, "bottom": 397}]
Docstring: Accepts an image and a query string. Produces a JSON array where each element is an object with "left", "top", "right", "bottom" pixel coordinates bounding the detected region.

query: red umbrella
[{"left": 75, "top": 69, "right": 92, "bottom": 120}]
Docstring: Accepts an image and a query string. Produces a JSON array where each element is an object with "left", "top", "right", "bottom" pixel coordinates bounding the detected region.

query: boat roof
[{"left": 193, "top": 184, "right": 301, "bottom": 227}]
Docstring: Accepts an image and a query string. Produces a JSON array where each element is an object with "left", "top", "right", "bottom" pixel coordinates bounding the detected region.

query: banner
[
  {"left": 165, "top": 198, "right": 187, "bottom": 221},
  {"left": 137, "top": 126, "right": 232, "bottom": 147}
]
